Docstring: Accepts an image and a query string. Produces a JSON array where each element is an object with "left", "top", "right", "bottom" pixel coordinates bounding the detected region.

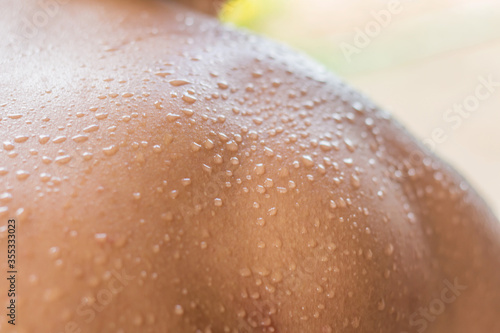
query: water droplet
[
  {"left": 270, "top": 271, "right": 283, "bottom": 283},
  {"left": 14, "top": 135, "right": 29, "bottom": 143},
  {"left": 83, "top": 124, "right": 99, "bottom": 133},
  {"left": 322, "top": 325, "right": 333, "bottom": 333},
  {"left": 319, "top": 141, "right": 332, "bottom": 151},
  {"left": 301, "top": 155, "right": 314, "bottom": 168},
  {"left": 155, "top": 71, "right": 173, "bottom": 78},
  {"left": 181, "top": 108, "right": 194, "bottom": 117},
  {"left": 352, "top": 101, "right": 364, "bottom": 112},
  {"left": 344, "top": 138, "right": 356, "bottom": 152},
  {"left": 202, "top": 164, "right": 212, "bottom": 173},
  {"left": 377, "top": 298, "right": 386, "bottom": 310},
  {"left": 166, "top": 113, "right": 181, "bottom": 122},
  {"left": 343, "top": 158, "right": 353, "bottom": 166},
  {"left": 7, "top": 114, "right": 23, "bottom": 119},
  {"left": 239, "top": 267, "right": 252, "bottom": 277},
  {"left": 132, "top": 314, "right": 143, "bottom": 326},
  {"left": 43, "top": 288, "right": 62, "bottom": 302},
  {"left": 264, "top": 147, "right": 274, "bottom": 157},
  {"left": 264, "top": 178, "right": 274, "bottom": 188},
  {"left": 55, "top": 155, "right": 72, "bottom": 165},
  {"left": 83, "top": 152, "right": 93, "bottom": 160},
  {"left": 3, "top": 142, "right": 14, "bottom": 150},
  {"left": 182, "top": 93, "right": 197, "bottom": 104},
  {"left": 16, "top": 170, "right": 30, "bottom": 180},
  {"left": 217, "top": 81, "right": 229, "bottom": 89},
  {"left": 0, "top": 192, "right": 12, "bottom": 203},
  {"left": 40, "top": 173, "right": 51, "bottom": 182},
  {"left": 48, "top": 246, "right": 60, "bottom": 258},
  {"left": 191, "top": 142, "right": 202, "bottom": 152},
  {"left": 254, "top": 163, "right": 266, "bottom": 175},
  {"left": 72, "top": 135, "right": 88, "bottom": 143},
  {"left": 230, "top": 157, "right": 239, "bottom": 165},
  {"left": 95, "top": 113, "right": 108, "bottom": 120},
  {"left": 174, "top": 305, "right": 184, "bottom": 315},
  {"left": 351, "top": 317, "right": 360, "bottom": 328},
  {"left": 94, "top": 233, "right": 107, "bottom": 243},
  {"left": 226, "top": 140, "right": 238, "bottom": 152},
  {"left": 103, "top": 145, "right": 118, "bottom": 156},
  {"left": 204, "top": 139, "right": 215, "bottom": 150},
  {"left": 385, "top": 243, "right": 394, "bottom": 256},
  {"left": 169, "top": 79, "right": 191, "bottom": 86},
  {"left": 267, "top": 207, "right": 277, "bottom": 216},
  {"left": 213, "top": 154, "right": 223, "bottom": 164},
  {"left": 351, "top": 174, "right": 361, "bottom": 188},
  {"left": 365, "top": 249, "right": 373, "bottom": 260},
  {"left": 39, "top": 135, "right": 50, "bottom": 144}
]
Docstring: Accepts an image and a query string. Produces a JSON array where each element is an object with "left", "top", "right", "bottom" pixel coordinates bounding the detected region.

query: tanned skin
[{"left": 1, "top": 0, "right": 499, "bottom": 332}]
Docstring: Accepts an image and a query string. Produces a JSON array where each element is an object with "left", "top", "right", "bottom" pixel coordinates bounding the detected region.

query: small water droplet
[
  {"left": 267, "top": 207, "right": 277, "bottom": 216},
  {"left": 16, "top": 170, "right": 30, "bottom": 180},
  {"left": 0, "top": 192, "right": 12, "bottom": 203},
  {"left": 83, "top": 124, "right": 99, "bottom": 133},
  {"left": 43, "top": 288, "right": 62, "bottom": 302},
  {"left": 226, "top": 140, "right": 238, "bottom": 152},
  {"left": 351, "top": 174, "right": 361, "bottom": 188},
  {"left": 3, "top": 142, "right": 14, "bottom": 151},
  {"left": 166, "top": 113, "right": 181, "bottom": 122},
  {"left": 264, "top": 147, "right": 274, "bottom": 157},
  {"left": 72, "top": 135, "right": 88, "bottom": 143},
  {"left": 94, "top": 233, "right": 107, "bottom": 243},
  {"left": 55, "top": 155, "right": 72, "bottom": 165},
  {"left": 103, "top": 145, "right": 118, "bottom": 156},
  {"left": 191, "top": 142, "right": 202, "bottom": 152},
  {"left": 169, "top": 79, "right": 191, "bottom": 86},
  {"left": 365, "top": 249, "right": 373, "bottom": 260},
  {"left": 132, "top": 314, "right": 143, "bottom": 326},
  {"left": 385, "top": 244, "right": 394, "bottom": 256},
  {"left": 14, "top": 135, "right": 29, "bottom": 143},
  {"left": 174, "top": 305, "right": 184, "bottom": 315},
  {"left": 239, "top": 267, "right": 252, "bottom": 277},
  {"left": 301, "top": 155, "right": 314, "bottom": 168},
  {"left": 254, "top": 163, "right": 266, "bottom": 175},
  {"left": 377, "top": 298, "right": 386, "bottom": 310},
  {"left": 182, "top": 93, "right": 197, "bottom": 104}
]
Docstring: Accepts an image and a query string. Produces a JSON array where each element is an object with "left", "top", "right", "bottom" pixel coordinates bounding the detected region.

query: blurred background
[{"left": 221, "top": 0, "right": 500, "bottom": 218}]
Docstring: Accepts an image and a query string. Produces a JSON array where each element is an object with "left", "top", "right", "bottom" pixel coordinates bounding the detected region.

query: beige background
[{"left": 225, "top": 0, "right": 500, "bottom": 217}]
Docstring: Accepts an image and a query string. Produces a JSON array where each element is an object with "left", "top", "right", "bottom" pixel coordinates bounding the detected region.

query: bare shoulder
[{"left": 1, "top": 0, "right": 500, "bottom": 332}]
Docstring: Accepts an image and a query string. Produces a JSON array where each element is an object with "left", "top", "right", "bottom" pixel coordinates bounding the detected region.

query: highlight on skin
[{"left": 1, "top": 0, "right": 499, "bottom": 332}]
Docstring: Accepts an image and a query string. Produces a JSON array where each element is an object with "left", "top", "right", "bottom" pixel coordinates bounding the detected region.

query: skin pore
[{"left": 1, "top": 0, "right": 500, "bottom": 332}]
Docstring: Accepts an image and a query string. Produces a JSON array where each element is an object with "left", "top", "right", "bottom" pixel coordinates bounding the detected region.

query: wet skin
[{"left": 1, "top": 0, "right": 500, "bottom": 332}]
